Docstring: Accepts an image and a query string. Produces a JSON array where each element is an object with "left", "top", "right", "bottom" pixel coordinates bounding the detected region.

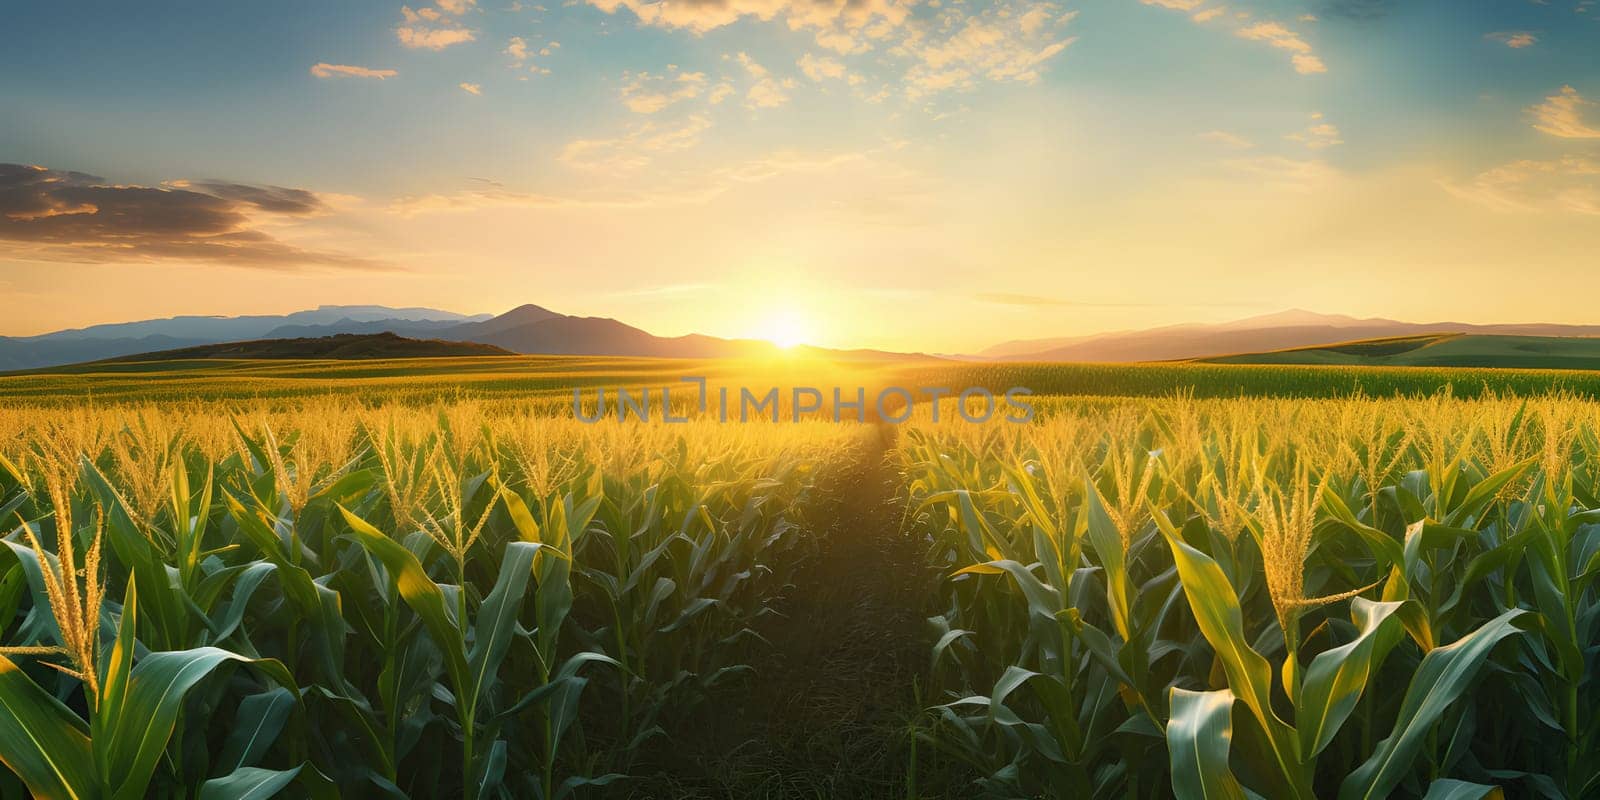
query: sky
[{"left": 2, "top": 0, "right": 1598, "bottom": 353}]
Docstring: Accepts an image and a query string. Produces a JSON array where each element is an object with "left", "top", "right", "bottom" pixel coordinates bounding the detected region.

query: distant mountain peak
[
  {"left": 1223, "top": 309, "right": 1376, "bottom": 329},
  {"left": 502, "top": 303, "right": 559, "bottom": 316}
]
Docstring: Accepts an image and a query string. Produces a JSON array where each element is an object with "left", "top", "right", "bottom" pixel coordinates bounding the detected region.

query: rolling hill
[
  {"left": 980, "top": 310, "right": 1600, "bottom": 363},
  {"left": 93, "top": 333, "right": 513, "bottom": 363},
  {"left": 1203, "top": 333, "right": 1600, "bottom": 370}
]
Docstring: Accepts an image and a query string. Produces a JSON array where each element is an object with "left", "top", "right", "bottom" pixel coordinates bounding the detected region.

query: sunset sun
[{"left": 754, "top": 309, "right": 815, "bottom": 349}]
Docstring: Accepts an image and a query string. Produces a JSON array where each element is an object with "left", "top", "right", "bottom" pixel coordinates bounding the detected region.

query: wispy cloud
[
  {"left": 391, "top": 148, "right": 872, "bottom": 215},
  {"left": 559, "top": 115, "right": 714, "bottom": 172},
  {"left": 310, "top": 63, "right": 398, "bottom": 79},
  {"left": 1224, "top": 156, "right": 1337, "bottom": 188},
  {"left": 583, "top": 0, "right": 912, "bottom": 51},
  {"left": 974, "top": 292, "right": 1201, "bottom": 309},
  {"left": 620, "top": 69, "right": 707, "bottom": 113},
  {"left": 900, "top": 2, "right": 1077, "bottom": 99},
  {"left": 1235, "top": 21, "right": 1326, "bottom": 74},
  {"left": 732, "top": 52, "right": 792, "bottom": 109},
  {"left": 1139, "top": 1, "right": 1327, "bottom": 76},
  {"left": 798, "top": 52, "right": 861, "bottom": 84},
  {"left": 1447, "top": 156, "right": 1600, "bottom": 215},
  {"left": 585, "top": 0, "right": 1072, "bottom": 98},
  {"left": 459, "top": 82, "right": 483, "bottom": 95},
  {"left": 1529, "top": 85, "right": 1600, "bottom": 138},
  {"left": 1285, "top": 113, "right": 1343, "bottom": 149},
  {"left": 1200, "top": 129, "right": 1255, "bottom": 149},
  {"left": 1486, "top": 30, "right": 1538, "bottom": 48}
]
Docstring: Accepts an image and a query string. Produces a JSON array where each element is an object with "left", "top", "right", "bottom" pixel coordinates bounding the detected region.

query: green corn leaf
[
  {"left": 1159, "top": 524, "right": 1308, "bottom": 799},
  {"left": 338, "top": 505, "right": 469, "bottom": 697},
  {"left": 1420, "top": 779, "right": 1504, "bottom": 800},
  {"left": 1296, "top": 598, "right": 1406, "bottom": 758},
  {"left": 215, "top": 687, "right": 296, "bottom": 774},
  {"left": 1083, "top": 481, "right": 1132, "bottom": 640},
  {"left": 1339, "top": 609, "right": 1528, "bottom": 800},
  {"left": 198, "top": 765, "right": 301, "bottom": 800},
  {"left": 105, "top": 648, "right": 296, "bottom": 800},
  {"left": 1167, "top": 688, "right": 1248, "bottom": 800},
  {"left": 466, "top": 541, "right": 545, "bottom": 715},
  {"left": 94, "top": 578, "right": 139, "bottom": 787},
  {"left": 0, "top": 654, "right": 96, "bottom": 800}
]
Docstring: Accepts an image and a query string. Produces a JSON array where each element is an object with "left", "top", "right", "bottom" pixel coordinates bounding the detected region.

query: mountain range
[
  {"left": 0, "top": 304, "right": 914, "bottom": 370},
  {"left": 10, "top": 306, "right": 1600, "bottom": 371}
]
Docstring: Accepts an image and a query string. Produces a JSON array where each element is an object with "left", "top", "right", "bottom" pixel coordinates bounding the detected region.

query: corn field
[
  {"left": 0, "top": 400, "right": 858, "bottom": 798},
  {"left": 903, "top": 394, "right": 1599, "bottom": 799},
  {"left": 0, "top": 393, "right": 1597, "bottom": 798}
]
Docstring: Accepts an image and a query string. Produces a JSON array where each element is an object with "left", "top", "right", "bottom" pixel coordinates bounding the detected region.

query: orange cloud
[
  {"left": 1529, "top": 86, "right": 1600, "bottom": 139},
  {"left": 309, "top": 63, "right": 398, "bottom": 79}
]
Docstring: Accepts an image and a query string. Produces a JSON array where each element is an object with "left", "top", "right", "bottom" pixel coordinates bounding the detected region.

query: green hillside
[{"left": 1203, "top": 333, "right": 1600, "bottom": 370}]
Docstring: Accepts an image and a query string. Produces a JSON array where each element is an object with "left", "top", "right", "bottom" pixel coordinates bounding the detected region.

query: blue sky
[{"left": 2, "top": 0, "right": 1598, "bottom": 350}]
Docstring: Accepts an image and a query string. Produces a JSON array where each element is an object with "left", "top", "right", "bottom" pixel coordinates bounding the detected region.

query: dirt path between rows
[{"left": 630, "top": 423, "right": 940, "bottom": 798}]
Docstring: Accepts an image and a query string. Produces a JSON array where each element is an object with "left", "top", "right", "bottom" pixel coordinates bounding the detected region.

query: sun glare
[{"left": 756, "top": 310, "right": 813, "bottom": 349}]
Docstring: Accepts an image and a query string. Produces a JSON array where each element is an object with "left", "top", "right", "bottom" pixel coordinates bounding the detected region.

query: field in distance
[
  {"left": 11, "top": 351, "right": 1600, "bottom": 404},
  {"left": 1203, "top": 332, "right": 1600, "bottom": 370}
]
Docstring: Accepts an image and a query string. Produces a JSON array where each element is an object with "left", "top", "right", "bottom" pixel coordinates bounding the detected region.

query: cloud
[
  {"left": 1486, "top": 30, "right": 1538, "bottom": 48},
  {"left": 977, "top": 292, "right": 1086, "bottom": 307},
  {"left": 1286, "top": 114, "right": 1342, "bottom": 148},
  {"left": 619, "top": 70, "right": 707, "bottom": 113},
  {"left": 1447, "top": 156, "right": 1600, "bottom": 215},
  {"left": 1529, "top": 86, "right": 1600, "bottom": 138},
  {"left": 310, "top": 63, "right": 398, "bottom": 79},
  {"left": 169, "top": 181, "right": 326, "bottom": 214},
  {"left": 0, "top": 164, "right": 386, "bottom": 270},
  {"left": 974, "top": 292, "right": 1173, "bottom": 308},
  {"left": 1224, "top": 156, "right": 1337, "bottom": 188},
  {"left": 583, "top": 0, "right": 1069, "bottom": 98},
  {"left": 506, "top": 36, "right": 558, "bottom": 74},
  {"left": 1139, "top": 2, "right": 1325, "bottom": 76},
  {"left": 798, "top": 52, "right": 850, "bottom": 82},
  {"left": 460, "top": 82, "right": 482, "bottom": 94},
  {"left": 559, "top": 115, "right": 714, "bottom": 172},
  {"left": 899, "top": 2, "right": 1077, "bottom": 99},
  {"left": 1235, "top": 21, "right": 1326, "bottom": 74},
  {"left": 1200, "top": 129, "right": 1255, "bottom": 149},
  {"left": 1291, "top": 53, "right": 1327, "bottom": 74},
  {"left": 397, "top": 5, "right": 476, "bottom": 49},
  {"left": 732, "top": 52, "right": 791, "bottom": 108},
  {"left": 392, "top": 149, "right": 875, "bottom": 214},
  {"left": 583, "top": 0, "right": 914, "bottom": 51},
  {"left": 506, "top": 36, "right": 529, "bottom": 62}
]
